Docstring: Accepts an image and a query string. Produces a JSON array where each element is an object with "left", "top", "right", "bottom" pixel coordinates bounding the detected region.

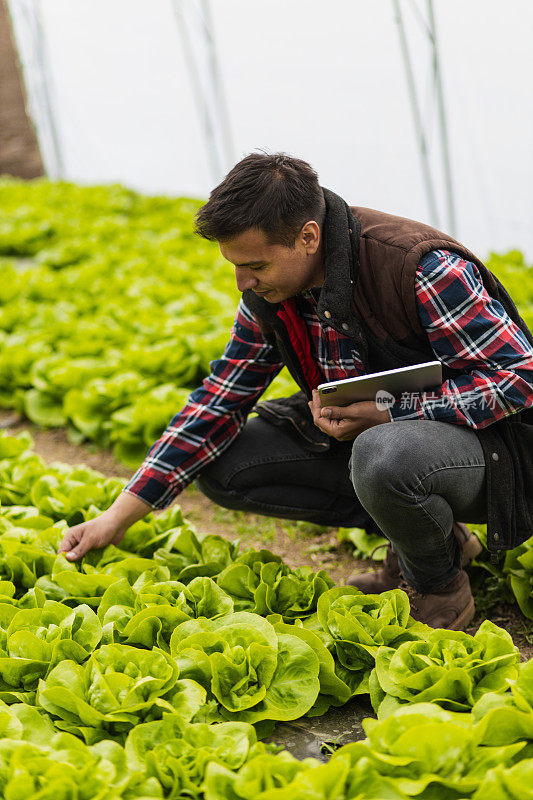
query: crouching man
[{"left": 59, "top": 152, "right": 533, "bottom": 631}]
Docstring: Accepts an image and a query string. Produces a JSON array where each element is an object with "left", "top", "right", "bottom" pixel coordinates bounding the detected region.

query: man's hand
[
  {"left": 308, "top": 389, "right": 391, "bottom": 441},
  {"left": 57, "top": 513, "right": 126, "bottom": 561},
  {"left": 57, "top": 492, "right": 152, "bottom": 561}
]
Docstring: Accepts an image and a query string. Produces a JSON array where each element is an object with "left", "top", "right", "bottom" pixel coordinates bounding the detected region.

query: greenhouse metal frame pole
[
  {"left": 427, "top": 0, "right": 456, "bottom": 236},
  {"left": 392, "top": 0, "right": 440, "bottom": 228},
  {"left": 172, "top": 0, "right": 234, "bottom": 183},
  {"left": 173, "top": 0, "right": 220, "bottom": 181},
  {"left": 199, "top": 0, "right": 234, "bottom": 169},
  {"left": 28, "top": 0, "right": 64, "bottom": 176}
]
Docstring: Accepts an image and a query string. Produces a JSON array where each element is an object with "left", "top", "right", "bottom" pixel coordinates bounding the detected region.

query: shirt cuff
[
  {"left": 121, "top": 487, "right": 162, "bottom": 512},
  {"left": 388, "top": 392, "right": 427, "bottom": 422}
]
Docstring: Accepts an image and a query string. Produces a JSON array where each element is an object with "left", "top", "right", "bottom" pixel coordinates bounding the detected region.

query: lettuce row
[
  {"left": 0, "top": 178, "right": 299, "bottom": 467},
  {"left": 0, "top": 699, "right": 274, "bottom": 799},
  {"left": 203, "top": 685, "right": 533, "bottom": 799}
]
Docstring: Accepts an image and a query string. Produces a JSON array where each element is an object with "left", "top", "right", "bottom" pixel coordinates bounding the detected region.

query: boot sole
[{"left": 446, "top": 597, "right": 475, "bottom": 631}]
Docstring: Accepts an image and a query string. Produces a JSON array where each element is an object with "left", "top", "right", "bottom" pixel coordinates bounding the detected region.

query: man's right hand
[
  {"left": 57, "top": 492, "right": 152, "bottom": 561},
  {"left": 58, "top": 513, "right": 126, "bottom": 561}
]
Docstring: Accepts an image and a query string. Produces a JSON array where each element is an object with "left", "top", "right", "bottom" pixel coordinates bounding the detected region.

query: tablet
[{"left": 318, "top": 360, "right": 443, "bottom": 407}]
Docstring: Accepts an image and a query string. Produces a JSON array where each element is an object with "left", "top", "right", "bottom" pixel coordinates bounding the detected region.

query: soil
[{"left": 2, "top": 409, "right": 532, "bottom": 660}]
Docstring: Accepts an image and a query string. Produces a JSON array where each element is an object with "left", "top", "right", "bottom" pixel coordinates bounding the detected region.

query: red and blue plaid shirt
[{"left": 125, "top": 249, "right": 533, "bottom": 510}]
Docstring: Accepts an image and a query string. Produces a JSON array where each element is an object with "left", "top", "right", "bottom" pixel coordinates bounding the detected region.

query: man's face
[{"left": 219, "top": 223, "right": 324, "bottom": 303}]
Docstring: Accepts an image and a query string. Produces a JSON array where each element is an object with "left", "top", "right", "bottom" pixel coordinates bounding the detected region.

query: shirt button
[
  {"left": 342, "top": 322, "right": 349, "bottom": 331},
  {"left": 492, "top": 452, "right": 499, "bottom": 461},
  {"left": 493, "top": 532, "right": 500, "bottom": 541},
  {"left": 324, "top": 310, "right": 331, "bottom": 319}
]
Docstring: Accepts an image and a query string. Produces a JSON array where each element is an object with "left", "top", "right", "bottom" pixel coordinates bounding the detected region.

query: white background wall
[{"left": 9, "top": 0, "right": 533, "bottom": 260}]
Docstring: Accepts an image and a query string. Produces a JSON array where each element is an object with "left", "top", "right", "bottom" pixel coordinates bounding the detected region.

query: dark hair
[{"left": 194, "top": 151, "right": 326, "bottom": 247}]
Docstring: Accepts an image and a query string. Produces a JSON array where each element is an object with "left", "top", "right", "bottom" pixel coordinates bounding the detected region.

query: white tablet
[{"left": 318, "top": 360, "right": 443, "bottom": 407}]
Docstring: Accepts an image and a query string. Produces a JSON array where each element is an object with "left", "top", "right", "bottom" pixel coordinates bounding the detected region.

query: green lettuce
[
  {"left": 35, "top": 549, "right": 171, "bottom": 607},
  {"left": 268, "top": 616, "right": 351, "bottom": 716},
  {"left": 170, "top": 611, "right": 320, "bottom": 723},
  {"left": 114, "top": 503, "right": 189, "bottom": 557},
  {"left": 0, "top": 699, "right": 163, "bottom": 798},
  {"left": 203, "top": 751, "right": 318, "bottom": 800},
  {"left": 152, "top": 528, "right": 239, "bottom": 583},
  {"left": 327, "top": 702, "right": 525, "bottom": 800},
  {"left": 503, "top": 541, "right": 533, "bottom": 620},
  {"left": 337, "top": 526, "right": 388, "bottom": 561},
  {"left": 315, "top": 586, "right": 429, "bottom": 697},
  {"left": 371, "top": 619, "right": 520, "bottom": 716},
  {"left": 217, "top": 549, "right": 334, "bottom": 620},
  {"left": 0, "top": 600, "right": 101, "bottom": 700},
  {"left": 98, "top": 575, "right": 233, "bottom": 650},
  {"left": 472, "top": 758, "right": 533, "bottom": 800},
  {"left": 471, "top": 658, "right": 533, "bottom": 748},
  {"left": 125, "top": 715, "right": 269, "bottom": 798},
  {"left": 0, "top": 528, "right": 62, "bottom": 593},
  {"left": 36, "top": 643, "right": 206, "bottom": 743}
]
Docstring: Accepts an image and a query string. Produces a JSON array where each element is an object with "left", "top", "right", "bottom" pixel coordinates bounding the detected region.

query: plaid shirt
[{"left": 125, "top": 249, "right": 533, "bottom": 510}]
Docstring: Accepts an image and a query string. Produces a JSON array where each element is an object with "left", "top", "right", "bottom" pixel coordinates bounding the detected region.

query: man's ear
[{"left": 301, "top": 220, "right": 320, "bottom": 254}]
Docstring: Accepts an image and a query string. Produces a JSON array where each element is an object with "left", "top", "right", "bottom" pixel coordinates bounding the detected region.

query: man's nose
[{"left": 235, "top": 267, "right": 259, "bottom": 292}]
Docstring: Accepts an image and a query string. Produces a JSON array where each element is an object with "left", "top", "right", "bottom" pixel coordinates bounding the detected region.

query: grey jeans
[
  {"left": 349, "top": 419, "right": 486, "bottom": 592},
  {"left": 197, "top": 416, "right": 487, "bottom": 593}
]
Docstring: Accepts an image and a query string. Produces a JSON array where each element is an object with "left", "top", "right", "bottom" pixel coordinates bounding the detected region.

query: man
[{"left": 58, "top": 152, "right": 533, "bottom": 631}]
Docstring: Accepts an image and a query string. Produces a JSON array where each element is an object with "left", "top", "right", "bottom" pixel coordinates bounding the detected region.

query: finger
[
  {"left": 316, "top": 417, "right": 359, "bottom": 438},
  {"left": 320, "top": 404, "right": 345, "bottom": 421},
  {"left": 63, "top": 540, "right": 90, "bottom": 561},
  {"left": 58, "top": 526, "right": 91, "bottom": 561},
  {"left": 309, "top": 390, "right": 321, "bottom": 425},
  {"left": 314, "top": 416, "right": 342, "bottom": 435},
  {"left": 57, "top": 526, "right": 83, "bottom": 554}
]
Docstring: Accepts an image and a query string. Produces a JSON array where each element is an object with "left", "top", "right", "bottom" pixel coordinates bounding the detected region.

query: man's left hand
[{"left": 308, "top": 389, "right": 391, "bottom": 442}]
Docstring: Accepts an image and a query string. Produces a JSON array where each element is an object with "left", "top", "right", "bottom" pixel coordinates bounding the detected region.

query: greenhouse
[{"left": 1, "top": 1, "right": 533, "bottom": 798}]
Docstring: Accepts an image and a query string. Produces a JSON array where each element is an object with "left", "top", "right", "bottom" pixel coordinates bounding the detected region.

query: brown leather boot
[
  {"left": 400, "top": 569, "right": 475, "bottom": 630},
  {"left": 346, "top": 544, "right": 401, "bottom": 592},
  {"left": 345, "top": 521, "right": 482, "bottom": 593}
]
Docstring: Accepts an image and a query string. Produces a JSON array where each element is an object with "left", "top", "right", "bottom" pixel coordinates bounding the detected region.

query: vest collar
[{"left": 316, "top": 187, "right": 361, "bottom": 340}]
